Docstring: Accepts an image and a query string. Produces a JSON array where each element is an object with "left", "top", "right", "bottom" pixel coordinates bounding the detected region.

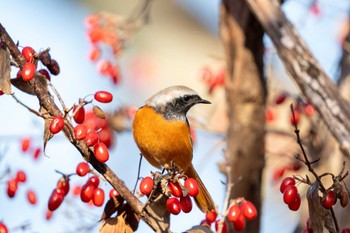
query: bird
[{"left": 132, "top": 85, "right": 215, "bottom": 213}]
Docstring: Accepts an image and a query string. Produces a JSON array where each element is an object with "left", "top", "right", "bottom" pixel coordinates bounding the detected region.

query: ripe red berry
[
  {"left": 280, "top": 177, "right": 296, "bottom": 193},
  {"left": 180, "top": 195, "right": 193, "bottom": 213},
  {"left": 288, "top": 193, "right": 301, "bottom": 211},
  {"left": 184, "top": 178, "right": 199, "bottom": 197},
  {"left": 283, "top": 185, "right": 298, "bottom": 204},
  {"left": 33, "top": 147, "right": 41, "bottom": 160},
  {"left": 0, "top": 222, "right": 8, "bottom": 233},
  {"left": 205, "top": 210, "right": 218, "bottom": 224},
  {"left": 46, "top": 210, "right": 53, "bottom": 220},
  {"left": 56, "top": 177, "right": 70, "bottom": 196},
  {"left": 166, "top": 197, "right": 181, "bottom": 215},
  {"left": 48, "top": 188, "right": 65, "bottom": 211},
  {"left": 74, "top": 124, "right": 88, "bottom": 140},
  {"left": 94, "top": 142, "right": 109, "bottom": 162},
  {"left": 27, "top": 189, "right": 37, "bottom": 205},
  {"left": 7, "top": 178, "right": 18, "bottom": 198},
  {"left": 167, "top": 182, "right": 183, "bottom": 197},
  {"left": 80, "top": 184, "right": 95, "bottom": 203},
  {"left": 322, "top": 190, "right": 336, "bottom": 209},
  {"left": 87, "top": 175, "right": 100, "bottom": 188},
  {"left": 232, "top": 214, "right": 246, "bottom": 232},
  {"left": 85, "top": 131, "right": 99, "bottom": 146},
  {"left": 22, "top": 46, "right": 36, "bottom": 62},
  {"left": 240, "top": 200, "right": 257, "bottom": 220},
  {"left": 228, "top": 205, "right": 241, "bottom": 222},
  {"left": 22, "top": 62, "right": 36, "bottom": 81},
  {"left": 109, "top": 189, "right": 120, "bottom": 198},
  {"left": 21, "top": 137, "right": 31, "bottom": 152},
  {"left": 275, "top": 93, "right": 287, "bottom": 105},
  {"left": 0, "top": 90, "right": 4, "bottom": 96},
  {"left": 92, "top": 188, "right": 105, "bottom": 207},
  {"left": 94, "top": 91, "right": 113, "bottom": 103},
  {"left": 16, "top": 170, "right": 27, "bottom": 183},
  {"left": 342, "top": 228, "right": 350, "bottom": 233},
  {"left": 73, "top": 105, "right": 85, "bottom": 124},
  {"left": 76, "top": 162, "right": 90, "bottom": 176},
  {"left": 49, "top": 116, "right": 65, "bottom": 134},
  {"left": 215, "top": 220, "right": 228, "bottom": 233},
  {"left": 139, "top": 176, "right": 154, "bottom": 195}
]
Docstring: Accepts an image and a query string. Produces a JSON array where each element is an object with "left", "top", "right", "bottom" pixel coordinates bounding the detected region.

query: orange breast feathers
[{"left": 132, "top": 106, "right": 193, "bottom": 171}]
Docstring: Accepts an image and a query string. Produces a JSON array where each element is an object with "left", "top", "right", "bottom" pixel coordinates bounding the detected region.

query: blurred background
[{"left": 0, "top": 0, "right": 349, "bottom": 232}]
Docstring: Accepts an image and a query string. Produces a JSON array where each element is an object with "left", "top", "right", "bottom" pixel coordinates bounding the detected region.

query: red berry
[
  {"left": 166, "top": 197, "right": 181, "bottom": 215},
  {"left": 275, "top": 93, "right": 287, "bottom": 105},
  {"left": 76, "top": 162, "right": 90, "bottom": 176},
  {"left": 0, "top": 222, "right": 8, "bottom": 233},
  {"left": 38, "top": 69, "right": 51, "bottom": 80},
  {"left": 322, "top": 190, "right": 336, "bottom": 209},
  {"left": 22, "top": 62, "right": 36, "bottom": 81},
  {"left": 342, "top": 228, "right": 350, "bottom": 233},
  {"left": 280, "top": 177, "right": 296, "bottom": 193},
  {"left": 49, "top": 116, "right": 65, "bottom": 134},
  {"left": 288, "top": 193, "right": 301, "bottom": 211},
  {"left": 7, "top": 178, "right": 18, "bottom": 198},
  {"left": 92, "top": 188, "right": 105, "bottom": 207},
  {"left": 272, "top": 167, "right": 286, "bottom": 182},
  {"left": 85, "top": 131, "right": 99, "bottom": 147},
  {"left": 167, "top": 182, "right": 183, "bottom": 197},
  {"left": 228, "top": 205, "right": 241, "bottom": 222},
  {"left": 232, "top": 214, "right": 246, "bottom": 232},
  {"left": 87, "top": 175, "right": 100, "bottom": 188},
  {"left": 306, "top": 218, "right": 313, "bottom": 233},
  {"left": 80, "top": 184, "right": 95, "bottom": 203},
  {"left": 215, "top": 220, "right": 228, "bottom": 233},
  {"left": 73, "top": 105, "right": 85, "bottom": 124},
  {"left": 57, "top": 177, "right": 70, "bottom": 196},
  {"left": 33, "top": 147, "right": 41, "bottom": 160},
  {"left": 240, "top": 200, "right": 257, "bottom": 220},
  {"left": 74, "top": 124, "right": 88, "bottom": 140},
  {"left": 265, "top": 106, "right": 277, "bottom": 122},
  {"left": 184, "top": 178, "right": 199, "bottom": 197},
  {"left": 22, "top": 46, "right": 36, "bottom": 62},
  {"left": 89, "top": 46, "right": 101, "bottom": 61},
  {"left": 139, "top": 176, "right": 154, "bottom": 195},
  {"left": 304, "top": 103, "right": 315, "bottom": 117},
  {"left": 109, "top": 189, "right": 120, "bottom": 198},
  {"left": 283, "top": 185, "right": 298, "bottom": 204},
  {"left": 21, "top": 137, "right": 31, "bottom": 152},
  {"left": 0, "top": 90, "right": 4, "bottom": 96},
  {"left": 205, "top": 210, "right": 217, "bottom": 224},
  {"left": 180, "top": 195, "right": 193, "bottom": 213},
  {"left": 27, "top": 189, "right": 37, "bottom": 205},
  {"left": 94, "top": 91, "right": 113, "bottom": 103},
  {"left": 48, "top": 188, "right": 65, "bottom": 211},
  {"left": 16, "top": 170, "right": 27, "bottom": 183},
  {"left": 94, "top": 142, "right": 109, "bottom": 162}
]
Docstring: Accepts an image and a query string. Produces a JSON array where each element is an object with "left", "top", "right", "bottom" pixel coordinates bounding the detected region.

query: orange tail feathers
[{"left": 185, "top": 164, "right": 216, "bottom": 213}]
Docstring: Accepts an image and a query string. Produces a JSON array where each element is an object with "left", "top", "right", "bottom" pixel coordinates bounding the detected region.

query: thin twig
[{"left": 11, "top": 93, "right": 46, "bottom": 119}]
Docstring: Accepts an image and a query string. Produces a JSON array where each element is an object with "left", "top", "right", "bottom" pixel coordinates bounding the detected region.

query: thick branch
[
  {"left": 0, "top": 23, "right": 169, "bottom": 233},
  {"left": 244, "top": 0, "right": 350, "bottom": 156}
]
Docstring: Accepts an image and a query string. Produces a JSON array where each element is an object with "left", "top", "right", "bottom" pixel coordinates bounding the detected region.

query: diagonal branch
[{"left": 244, "top": 0, "right": 350, "bottom": 156}]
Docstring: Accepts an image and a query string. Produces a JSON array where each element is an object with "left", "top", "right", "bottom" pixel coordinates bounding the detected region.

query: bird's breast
[{"left": 132, "top": 106, "right": 193, "bottom": 170}]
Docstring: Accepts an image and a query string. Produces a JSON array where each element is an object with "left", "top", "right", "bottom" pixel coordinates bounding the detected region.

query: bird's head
[{"left": 145, "top": 85, "right": 211, "bottom": 121}]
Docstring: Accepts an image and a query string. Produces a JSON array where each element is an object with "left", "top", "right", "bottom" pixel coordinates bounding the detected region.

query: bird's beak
[{"left": 198, "top": 98, "right": 211, "bottom": 104}]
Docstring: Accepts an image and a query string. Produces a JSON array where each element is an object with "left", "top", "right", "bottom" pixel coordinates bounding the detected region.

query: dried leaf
[
  {"left": 99, "top": 215, "right": 133, "bottom": 233},
  {"left": 100, "top": 195, "right": 125, "bottom": 221},
  {"left": 120, "top": 203, "right": 140, "bottom": 232},
  {"left": 93, "top": 105, "right": 106, "bottom": 119},
  {"left": 307, "top": 181, "right": 323, "bottom": 233},
  {"left": 0, "top": 44, "right": 11, "bottom": 94},
  {"left": 41, "top": 106, "right": 53, "bottom": 155},
  {"left": 322, "top": 208, "right": 336, "bottom": 233},
  {"left": 185, "top": 225, "right": 213, "bottom": 233},
  {"left": 11, "top": 73, "right": 48, "bottom": 95}
]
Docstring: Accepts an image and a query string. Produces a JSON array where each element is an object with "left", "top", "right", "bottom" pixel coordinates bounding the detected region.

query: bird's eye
[{"left": 183, "top": 95, "right": 191, "bottom": 102}]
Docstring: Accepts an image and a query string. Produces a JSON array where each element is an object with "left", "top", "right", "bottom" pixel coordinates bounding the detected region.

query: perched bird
[{"left": 132, "top": 85, "right": 215, "bottom": 212}]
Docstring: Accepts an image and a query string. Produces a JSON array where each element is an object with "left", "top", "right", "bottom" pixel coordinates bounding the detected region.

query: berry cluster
[
  {"left": 139, "top": 175, "right": 200, "bottom": 215},
  {"left": 18, "top": 46, "right": 59, "bottom": 82},
  {"left": 280, "top": 177, "right": 301, "bottom": 211},
  {"left": 84, "top": 14, "right": 123, "bottom": 85}
]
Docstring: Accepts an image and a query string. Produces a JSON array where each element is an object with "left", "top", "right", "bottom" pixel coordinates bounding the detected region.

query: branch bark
[
  {"left": 244, "top": 0, "right": 350, "bottom": 156},
  {"left": 0, "top": 23, "right": 170, "bottom": 233}
]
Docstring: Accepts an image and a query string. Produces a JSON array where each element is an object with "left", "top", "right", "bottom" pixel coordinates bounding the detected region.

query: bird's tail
[{"left": 185, "top": 164, "right": 216, "bottom": 213}]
